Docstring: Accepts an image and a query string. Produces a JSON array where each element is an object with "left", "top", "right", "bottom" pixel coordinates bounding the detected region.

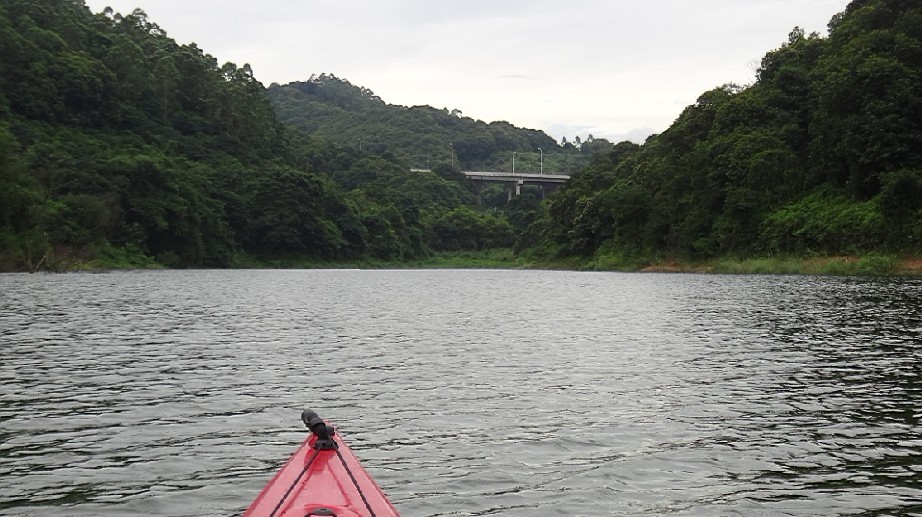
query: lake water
[{"left": 1, "top": 269, "right": 920, "bottom": 516}]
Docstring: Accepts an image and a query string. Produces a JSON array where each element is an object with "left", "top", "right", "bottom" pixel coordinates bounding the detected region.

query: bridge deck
[{"left": 461, "top": 171, "right": 570, "bottom": 181}]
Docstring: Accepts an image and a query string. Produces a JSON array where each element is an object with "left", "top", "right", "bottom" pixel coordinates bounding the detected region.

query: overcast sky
[{"left": 83, "top": 0, "right": 851, "bottom": 143}]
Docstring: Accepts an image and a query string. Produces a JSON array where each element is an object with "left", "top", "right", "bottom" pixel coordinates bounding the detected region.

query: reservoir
[{"left": 1, "top": 269, "right": 920, "bottom": 515}]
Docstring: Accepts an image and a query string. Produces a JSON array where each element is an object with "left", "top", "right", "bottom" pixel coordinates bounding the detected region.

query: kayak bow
[{"left": 244, "top": 410, "right": 399, "bottom": 517}]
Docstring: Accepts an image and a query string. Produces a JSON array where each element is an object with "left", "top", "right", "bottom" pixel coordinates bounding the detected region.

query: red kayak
[{"left": 244, "top": 410, "right": 399, "bottom": 517}]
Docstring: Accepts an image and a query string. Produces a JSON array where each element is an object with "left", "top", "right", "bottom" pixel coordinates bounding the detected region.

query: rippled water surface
[{"left": 1, "top": 269, "right": 921, "bottom": 516}]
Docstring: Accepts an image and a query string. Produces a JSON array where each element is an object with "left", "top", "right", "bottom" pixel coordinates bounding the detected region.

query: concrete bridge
[{"left": 461, "top": 171, "right": 571, "bottom": 200}]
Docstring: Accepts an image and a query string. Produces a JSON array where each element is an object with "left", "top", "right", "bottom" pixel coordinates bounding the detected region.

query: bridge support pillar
[{"left": 506, "top": 180, "right": 524, "bottom": 201}]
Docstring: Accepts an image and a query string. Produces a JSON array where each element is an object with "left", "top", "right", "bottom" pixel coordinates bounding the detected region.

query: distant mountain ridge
[{"left": 267, "top": 74, "right": 613, "bottom": 173}]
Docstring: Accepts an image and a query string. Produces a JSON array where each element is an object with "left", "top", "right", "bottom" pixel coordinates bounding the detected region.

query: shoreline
[
  {"left": 4, "top": 250, "right": 922, "bottom": 276},
  {"left": 635, "top": 255, "right": 922, "bottom": 276}
]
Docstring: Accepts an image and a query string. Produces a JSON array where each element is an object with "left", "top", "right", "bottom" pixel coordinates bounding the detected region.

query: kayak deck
[{"left": 244, "top": 411, "right": 399, "bottom": 517}]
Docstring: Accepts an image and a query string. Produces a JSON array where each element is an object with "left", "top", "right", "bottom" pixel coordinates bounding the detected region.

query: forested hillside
[
  {"left": 527, "top": 0, "right": 922, "bottom": 264},
  {"left": 0, "top": 1, "right": 519, "bottom": 271},
  {"left": 267, "top": 75, "right": 610, "bottom": 173},
  {"left": 3, "top": 0, "right": 919, "bottom": 273}
]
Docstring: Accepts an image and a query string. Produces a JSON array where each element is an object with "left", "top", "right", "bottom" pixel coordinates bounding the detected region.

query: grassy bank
[
  {"left": 409, "top": 250, "right": 922, "bottom": 276},
  {"left": 631, "top": 254, "right": 922, "bottom": 276},
  {"left": 6, "top": 244, "right": 922, "bottom": 276},
  {"left": 406, "top": 249, "right": 523, "bottom": 269}
]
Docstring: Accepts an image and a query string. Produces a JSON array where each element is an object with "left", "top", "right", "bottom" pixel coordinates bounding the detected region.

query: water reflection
[{"left": 0, "top": 270, "right": 920, "bottom": 516}]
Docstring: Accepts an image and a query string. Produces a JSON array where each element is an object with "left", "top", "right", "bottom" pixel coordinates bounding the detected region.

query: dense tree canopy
[
  {"left": 531, "top": 0, "right": 922, "bottom": 262},
  {"left": 3, "top": 0, "right": 918, "bottom": 272},
  {"left": 0, "top": 0, "right": 528, "bottom": 271}
]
